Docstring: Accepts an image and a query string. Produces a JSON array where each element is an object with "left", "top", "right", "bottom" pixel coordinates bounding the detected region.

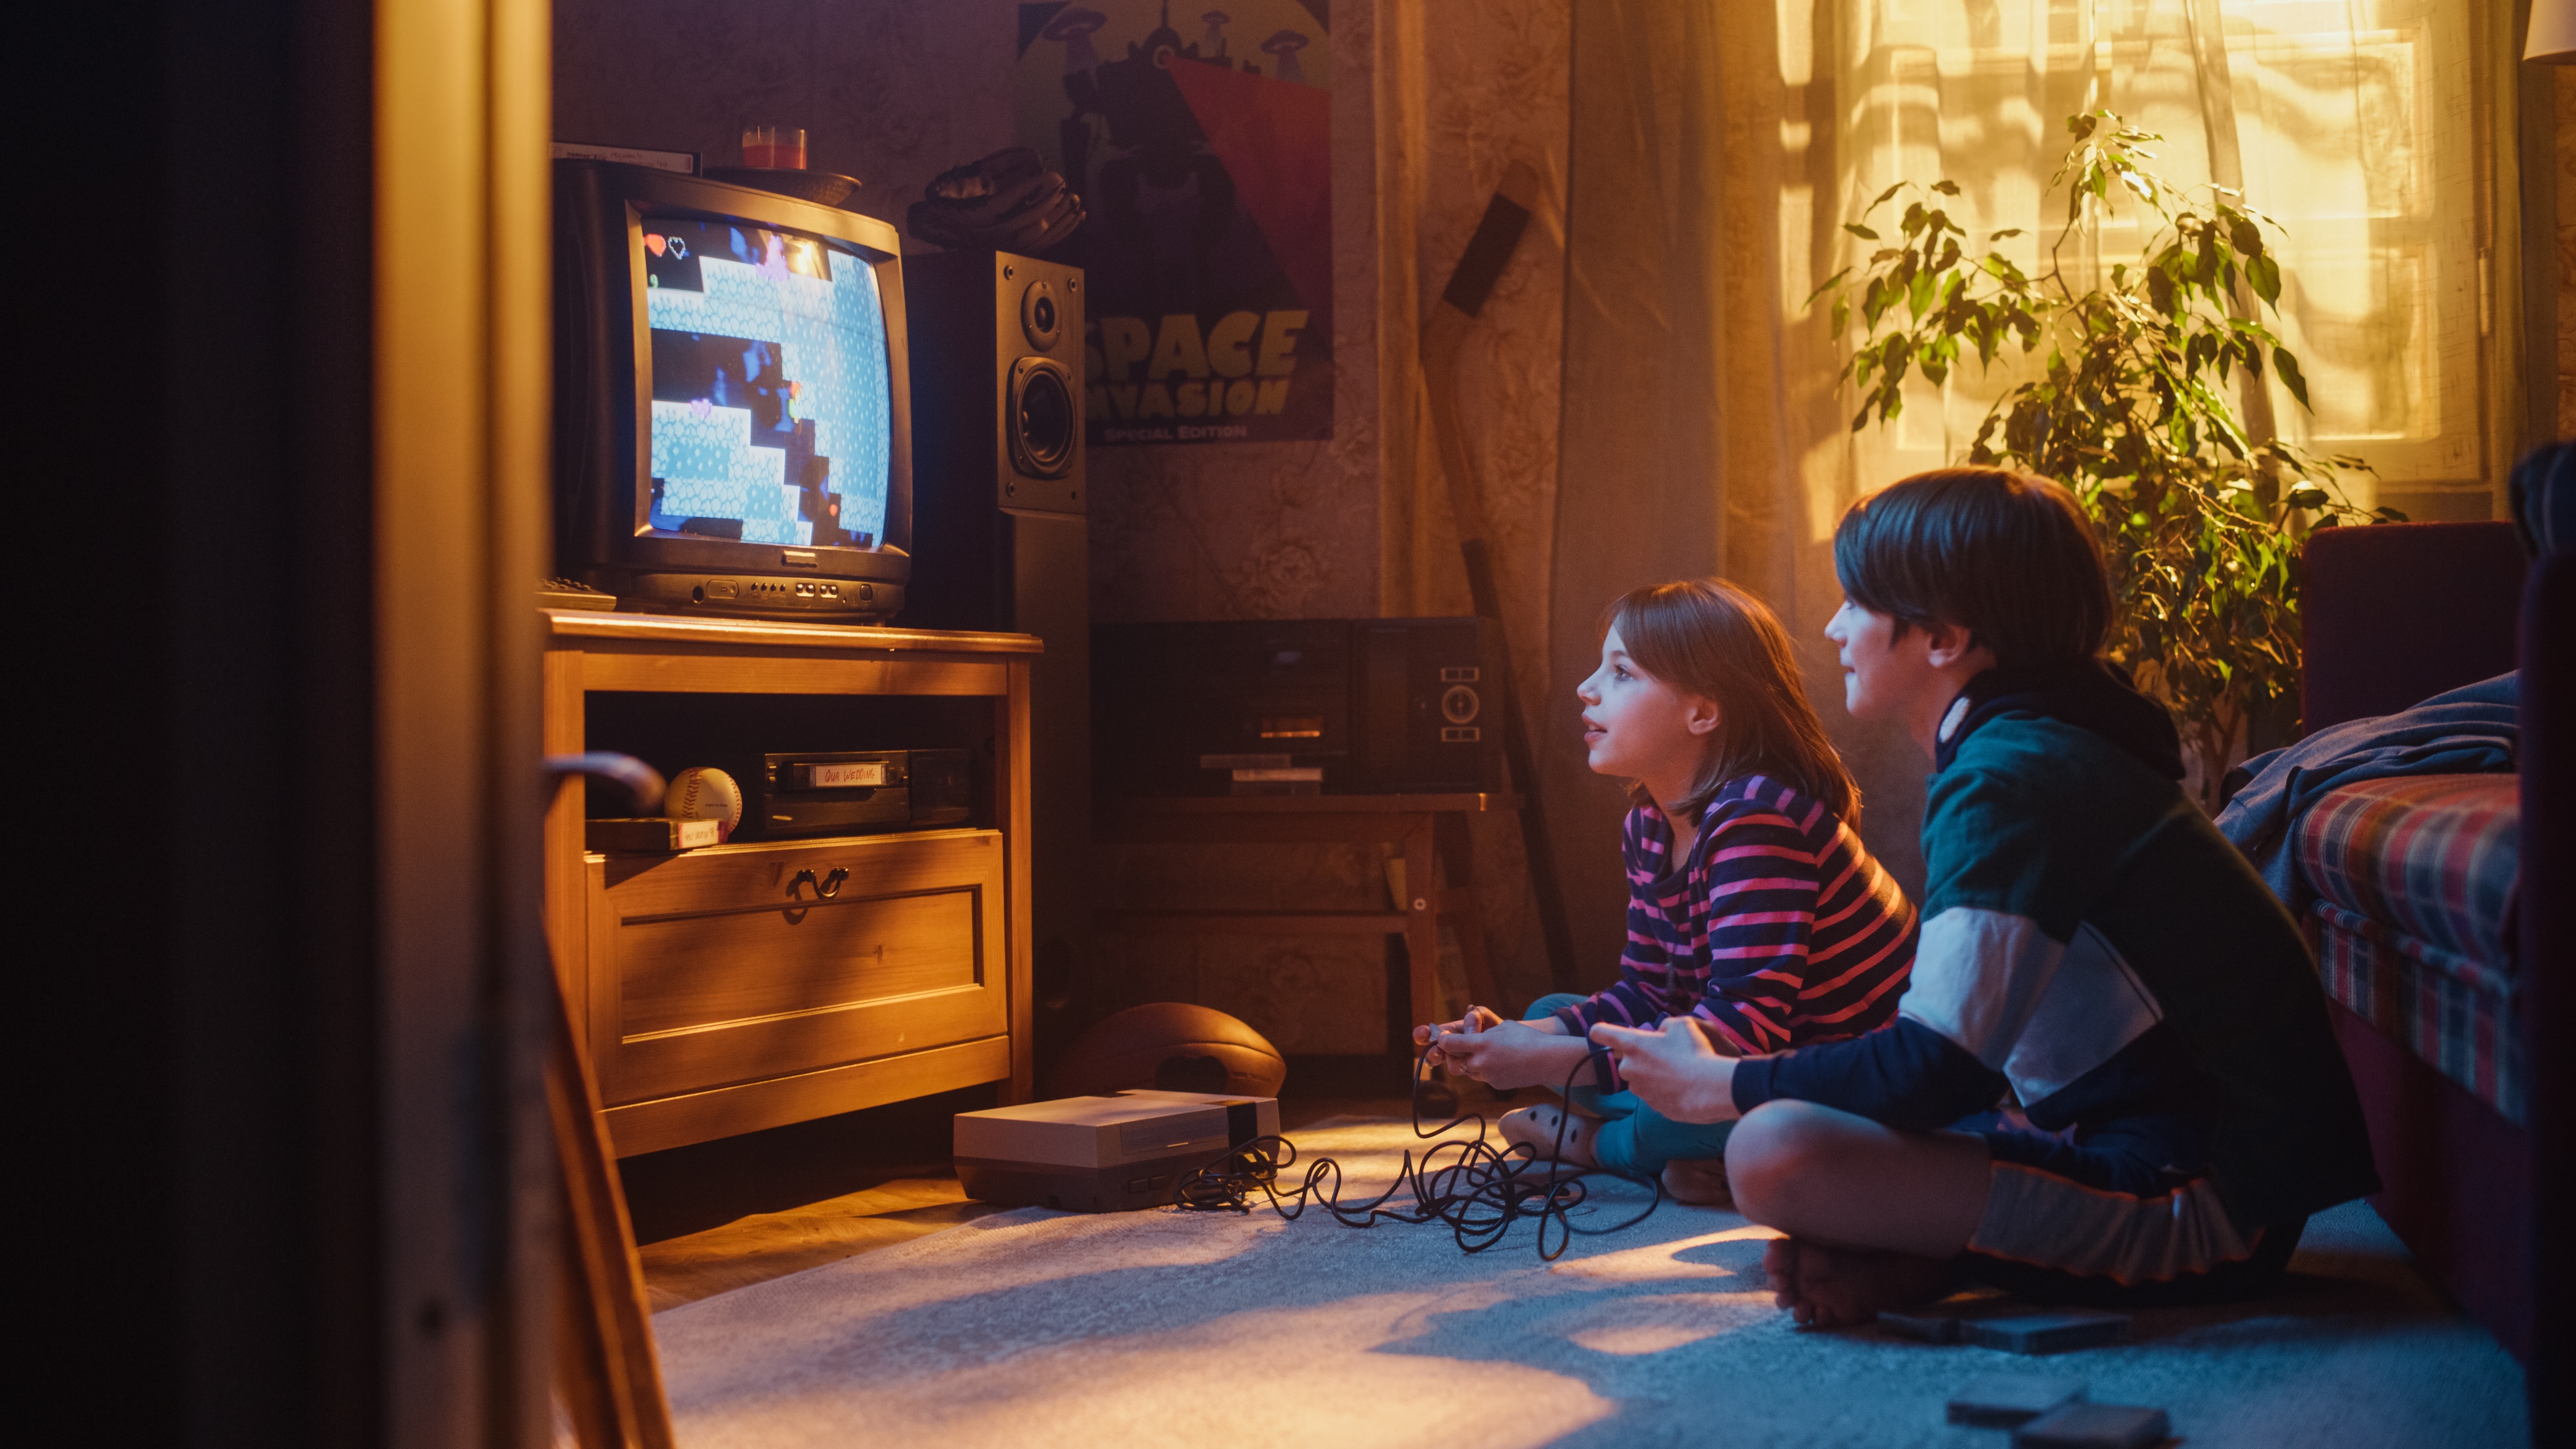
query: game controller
[{"left": 1419, "top": 1007, "right": 1491, "bottom": 1052}]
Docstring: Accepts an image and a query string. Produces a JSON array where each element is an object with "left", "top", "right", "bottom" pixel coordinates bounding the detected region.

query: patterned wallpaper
[{"left": 554, "top": 3, "right": 1018, "bottom": 243}]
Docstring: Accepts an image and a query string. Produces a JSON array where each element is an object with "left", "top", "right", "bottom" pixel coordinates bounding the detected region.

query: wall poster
[{"left": 1017, "top": 1, "right": 1332, "bottom": 447}]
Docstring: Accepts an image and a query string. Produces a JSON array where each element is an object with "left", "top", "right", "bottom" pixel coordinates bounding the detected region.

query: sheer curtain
[
  {"left": 1829, "top": 0, "right": 2521, "bottom": 517},
  {"left": 1545, "top": 0, "right": 2525, "bottom": 961}
]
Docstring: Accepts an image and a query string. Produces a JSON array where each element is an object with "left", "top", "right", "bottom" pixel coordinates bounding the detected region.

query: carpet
[{"left": 651, "top": 1114, "right": 2526, "bottom": 1446}]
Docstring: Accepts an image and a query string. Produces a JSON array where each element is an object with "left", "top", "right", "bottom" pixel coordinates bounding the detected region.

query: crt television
[{"left": 553, "top": 160, "right": 913, "bottom": 619}]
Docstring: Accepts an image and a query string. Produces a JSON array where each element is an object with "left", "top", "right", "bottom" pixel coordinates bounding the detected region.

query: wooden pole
[
  {"left": 1418, "top": 162, "right": 1581, "bottom": 994},
  {"left": 543, "top": 762, "right": 677, "bottom": 1448}
]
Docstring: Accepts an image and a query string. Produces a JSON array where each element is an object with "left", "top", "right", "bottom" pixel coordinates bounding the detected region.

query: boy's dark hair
[{"left": 1833, "top": 467, "right": 2111, "bottom": 668}]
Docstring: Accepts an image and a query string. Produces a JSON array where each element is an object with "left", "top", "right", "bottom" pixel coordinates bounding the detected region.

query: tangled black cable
[{"left": 1171, "top": 1043, "right": 1664, "bottom": 1259}]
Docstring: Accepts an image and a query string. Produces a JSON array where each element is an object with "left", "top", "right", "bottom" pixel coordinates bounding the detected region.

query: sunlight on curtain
[{"left": 1818, "top": 0, "right": 2510, "bottom": 517}]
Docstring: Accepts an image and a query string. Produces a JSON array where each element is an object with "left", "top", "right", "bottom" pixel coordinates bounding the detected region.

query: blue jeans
[{"left": 1523, "top": 993, "right": 1737, "bottom": 1176}]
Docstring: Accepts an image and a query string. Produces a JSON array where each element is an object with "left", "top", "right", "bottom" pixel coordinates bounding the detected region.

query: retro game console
[{"left": 953, "top": 1090, "right": 1280, "bottom": 1213}]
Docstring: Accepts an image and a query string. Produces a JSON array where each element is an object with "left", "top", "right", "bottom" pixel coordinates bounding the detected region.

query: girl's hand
[
  {"left": 1436, "top": 1019, "right": 1587, "bottom": 1091},
  {"left": 1413, "top": 1005, "right": 1507, "bottom": 1063},
  {"left": 1590, "top": 1018, "right": 1741, "bottom": 1123}
]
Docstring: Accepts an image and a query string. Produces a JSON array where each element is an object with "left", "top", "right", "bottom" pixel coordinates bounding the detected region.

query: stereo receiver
[{"left": 1094, "top": 617, "right": 1504, "bottom": 796}]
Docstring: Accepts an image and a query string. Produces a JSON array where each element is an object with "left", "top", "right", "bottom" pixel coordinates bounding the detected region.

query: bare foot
[
  {"left": 1760, "top": 1237, "right": 1956, "bottom": 1328},
  {"left": 1499, "top": 1104, "right": 1599, "bottom": 1168},
  {"left": 1660, "top": 1157, "right": 1734, "bottom": 1209}
]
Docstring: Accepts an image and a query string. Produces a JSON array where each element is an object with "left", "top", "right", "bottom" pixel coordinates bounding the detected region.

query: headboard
[{"left": 2299, "top": 520, "right": 2527, "bottom": 734}]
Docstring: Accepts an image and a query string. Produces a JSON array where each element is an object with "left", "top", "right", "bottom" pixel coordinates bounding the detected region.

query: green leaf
[
  {"left": 2146, "top": 267, "right": 2177, "bottom": 315},
  {"left": 1901, "top": 201, "right": 1927, "bottom": 236},
  {"left": 2248, "top": 253, "right": 2282, "bottom": 307},
  {"left": 2228, "top": 215, "right": 2263, "bottom": 257},
  {"left": 1932, "top": 179, "right": 1962, "bottom": 196},
  {"left": 2273, "top": 347, "right": 2312, "bottom": 411},
  {"left": 1844, "top": 222, "right": 1881, "bottom": 242},
  {"left": 1831, "top": 296, "right": 1849, "bottom": 335},
  {"left": 2208, "top": 405, "right": 2249, "bottom": 459},
  {"left": 1870, "top": 181, "right": 1906, "bottom": 209},
  {"left": 1990, "top": 228, "right": 2026, "bottom": 240}
]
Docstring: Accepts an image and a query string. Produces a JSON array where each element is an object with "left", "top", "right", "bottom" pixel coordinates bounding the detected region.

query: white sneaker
[{"left": 1499, "top": 1103, "right": 1600, "bottom": 1168}]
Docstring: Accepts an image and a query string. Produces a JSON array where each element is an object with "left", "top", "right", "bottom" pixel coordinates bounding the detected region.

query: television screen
[{"left": 638, "top": 216, "right": 893, "bottom": 550}]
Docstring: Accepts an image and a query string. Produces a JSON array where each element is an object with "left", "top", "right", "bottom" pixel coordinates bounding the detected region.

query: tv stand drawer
[{"left": 581, "top": 828, "right": 1007, "bottom": 1148}]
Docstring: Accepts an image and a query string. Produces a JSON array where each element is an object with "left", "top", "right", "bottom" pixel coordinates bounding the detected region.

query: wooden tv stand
[{"left": 541, "top": 610, "right": 1038, "bottom": 1157}]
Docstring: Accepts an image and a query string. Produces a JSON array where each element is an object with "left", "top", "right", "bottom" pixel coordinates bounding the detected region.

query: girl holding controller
[{"left": 1422, "top": 579, "right": 1917, "bottom": 1202}]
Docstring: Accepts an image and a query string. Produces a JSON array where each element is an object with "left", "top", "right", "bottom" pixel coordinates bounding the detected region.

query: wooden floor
[
  {"left": 623, "top": 1087, "right": 1439, "bottom": 1310},
  {"left": 637, "top": 1169, "right": 1010, "bottom": 1311}
]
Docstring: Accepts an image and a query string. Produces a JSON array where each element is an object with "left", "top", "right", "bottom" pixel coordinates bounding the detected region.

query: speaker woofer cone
[{"left": 1009, "top": 356, "right": 1078, "bottom": 479}]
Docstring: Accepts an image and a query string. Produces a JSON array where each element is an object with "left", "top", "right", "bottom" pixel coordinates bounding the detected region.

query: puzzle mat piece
[
  {"left": 2013, "top": 1400, "right": 2170, "bottom": 1448},
  {"left": 1964, "top": 1309, "right": 2132, "bottom": 1355},
  {"left": 1946, "top": 1370, "right": 2088, "bottom": 1427}
]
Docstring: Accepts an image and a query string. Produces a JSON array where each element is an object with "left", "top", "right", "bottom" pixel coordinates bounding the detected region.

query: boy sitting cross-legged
[{"left": 1594, "top": 467, "right": 2378, "bottom": 1324}]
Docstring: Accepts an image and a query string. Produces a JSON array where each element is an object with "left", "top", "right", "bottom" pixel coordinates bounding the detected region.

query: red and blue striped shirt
[{"left": 1554, "top": 774, "right": 1918, "bottom": 1090}]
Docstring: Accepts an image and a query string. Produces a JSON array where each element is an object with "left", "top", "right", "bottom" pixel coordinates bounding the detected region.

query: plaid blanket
[
  {"left": 2296, "top": 774, "right": 2522, "bottom": 1122},
  {"left": 2293, "top": 774, "right": 2520, "bottom": 965},
  {"left": 2309, "top": 902, "right": 2522, "bottom": 1122},
  {"left": 2218, "top": 674, "right": 2516, "bottom": 912}
]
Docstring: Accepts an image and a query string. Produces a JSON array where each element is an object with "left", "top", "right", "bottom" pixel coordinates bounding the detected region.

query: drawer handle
[{"left": 787, "top": 867, "right": 851, "bottom": 901}]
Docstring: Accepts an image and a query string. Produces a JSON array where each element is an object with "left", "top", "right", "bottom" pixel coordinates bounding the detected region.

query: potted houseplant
[{"left": 1812, "top": 111, "right": 2400, "bottom": 810}]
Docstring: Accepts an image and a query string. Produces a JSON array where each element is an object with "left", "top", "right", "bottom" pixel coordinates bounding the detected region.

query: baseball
[{"left": 664, "top": 766, "right": 744, "bottom": 842}]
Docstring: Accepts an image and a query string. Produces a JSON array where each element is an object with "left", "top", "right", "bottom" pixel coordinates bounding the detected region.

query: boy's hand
[
  {"left": 1433, "top": 1018, "right": 1586, "bottom": 1090},
  {"left": 1591, "top": 1018, "right": 1741, "bottom": 1123}
]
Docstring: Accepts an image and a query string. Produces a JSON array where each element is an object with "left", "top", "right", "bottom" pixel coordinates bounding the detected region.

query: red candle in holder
[{"left": 741, "top": 126, "right": 807, "bottom": 170}]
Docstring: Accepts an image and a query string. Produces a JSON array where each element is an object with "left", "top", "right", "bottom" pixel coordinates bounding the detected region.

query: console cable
[{"left": 1170, "top": 1042, "right": 1665, "bottom": 1260}]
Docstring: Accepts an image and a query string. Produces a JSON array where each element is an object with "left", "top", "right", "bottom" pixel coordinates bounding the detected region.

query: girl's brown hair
[{"left": 1606, "top": 577, "right": 1860, "bottom": 822}]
